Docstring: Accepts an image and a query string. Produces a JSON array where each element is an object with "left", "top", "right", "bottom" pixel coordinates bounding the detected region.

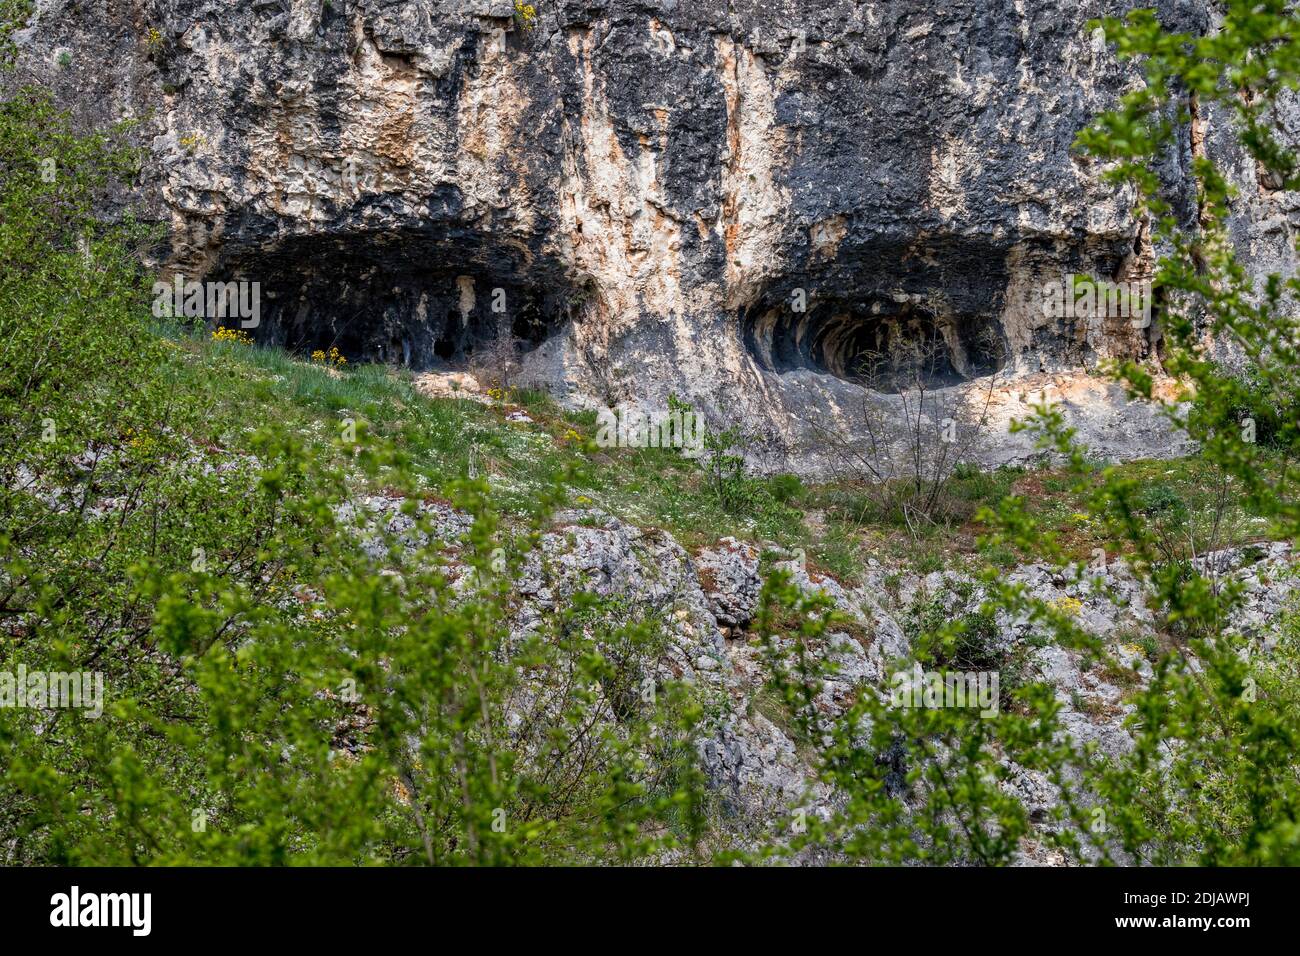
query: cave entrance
[
  {"left": 210, "top": 230, "right": 577, "bottom": 374},
  {"left": 746, "top": 296, "right": 1006, "bottom": 393}
]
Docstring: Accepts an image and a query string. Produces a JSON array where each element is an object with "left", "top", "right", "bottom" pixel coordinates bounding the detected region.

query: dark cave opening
[
  {"left": 209, "top": 230, "right": 578, "bottom": 371},
  {"left": 738, "top": 233, "right": 1019, "bottom": 392},
  {"left": 744, "top": 294, "right": 1006, "bottom": 393}
]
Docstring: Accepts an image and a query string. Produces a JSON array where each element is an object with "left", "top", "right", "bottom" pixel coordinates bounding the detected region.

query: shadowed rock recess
[{"left": 16, "top": 0, "right": 1300, "bottom": 473}]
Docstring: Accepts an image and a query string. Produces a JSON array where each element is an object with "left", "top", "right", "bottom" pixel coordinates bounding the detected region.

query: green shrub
[
  {"left": 768, "top": 473, "right": 804, "bottom": 504},
  {"left": 0, "top": 85, "right": 709, "bottom": 865}
]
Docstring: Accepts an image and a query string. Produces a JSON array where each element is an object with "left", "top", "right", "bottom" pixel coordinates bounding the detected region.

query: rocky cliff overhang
[{"left": 13, "top": 0, "right": 1298, "bottom": 474}]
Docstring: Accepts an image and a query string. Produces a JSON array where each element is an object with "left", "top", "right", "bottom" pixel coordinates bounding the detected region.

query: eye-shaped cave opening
[
  {"left": 744, "top": 294, "right": 1007, "bottom": 393},
  {"left": 209, "top": 230, "right": 580, "bottom": 374}
]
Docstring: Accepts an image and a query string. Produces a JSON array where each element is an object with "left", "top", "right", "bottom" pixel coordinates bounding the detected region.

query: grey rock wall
[{"left": 12, "top": 0, "right": 1299, "bottom": 474}]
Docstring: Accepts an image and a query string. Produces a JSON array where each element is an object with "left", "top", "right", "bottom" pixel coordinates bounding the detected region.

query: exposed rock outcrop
[
  {"left": 12, "top": 0, "right": 1299, "bottom": 474},
  {"left": 351, "top": 489, "right": 1292, "bottom": 861}
]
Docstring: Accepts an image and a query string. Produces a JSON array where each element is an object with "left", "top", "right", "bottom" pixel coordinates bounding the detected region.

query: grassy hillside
[{"left": 181, "top": 327, "right": 1278, "bottom": 582}]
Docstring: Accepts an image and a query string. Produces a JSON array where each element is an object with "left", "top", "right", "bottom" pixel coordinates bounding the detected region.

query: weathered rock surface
[
  {"left": 365, "top": 489, "right": 1293, "bottom": 860},
  {"left": 12, "top": 0, "right": 1298, "bottom": 475}
]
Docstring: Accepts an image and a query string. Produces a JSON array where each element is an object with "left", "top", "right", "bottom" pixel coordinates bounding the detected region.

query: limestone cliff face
[{"left": 14, "top": 0, "right": 1300, "bottom": 473}]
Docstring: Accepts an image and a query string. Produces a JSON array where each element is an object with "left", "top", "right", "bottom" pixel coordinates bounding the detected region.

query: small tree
[{"left": 808, "top": 322, "right": 1005, "bottom": 537}]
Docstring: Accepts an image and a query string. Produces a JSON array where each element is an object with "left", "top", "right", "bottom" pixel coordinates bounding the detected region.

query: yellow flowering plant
[
  {"left": 311, "top": 346, "right": 348, "bottom": 368},
  {"left": 1049, "top": 595, "right": 1083, "bottom": 617},
  {"left": 211, "top": 326, "right": 252, "bottom": 345},
  {"left": 513, "top": 1, "right": 537, "bottom": 31}
]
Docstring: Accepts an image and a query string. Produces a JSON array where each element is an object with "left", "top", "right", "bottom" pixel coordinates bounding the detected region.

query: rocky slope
[
  {"left": 12, "top": 0, "right": 1299, "bottom": 475},
  {"left": 353, "top": 489, "right": 1298, "bottom": 861}
]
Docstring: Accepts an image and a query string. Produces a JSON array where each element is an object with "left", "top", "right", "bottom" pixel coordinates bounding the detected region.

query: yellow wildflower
[
  {"left": 311, "top": 346, "right": 348, "bottom": 368},
  {"left": 514, "top": 1, "right": 537, "bottom": 30},
  {"left": 211, "top": 327, "right": 252, "bottom": 345},
  {"left": 1050, "top": 596, "right": 1083, "bottom": 616}
]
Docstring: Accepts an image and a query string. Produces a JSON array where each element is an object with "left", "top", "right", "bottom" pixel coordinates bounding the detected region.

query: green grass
[
  {"left": 176, "top": 332, "right": 811, "bottom": 542},
  {"left": 175, "top": 329, "right": 1285, "bottom": 585}
]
